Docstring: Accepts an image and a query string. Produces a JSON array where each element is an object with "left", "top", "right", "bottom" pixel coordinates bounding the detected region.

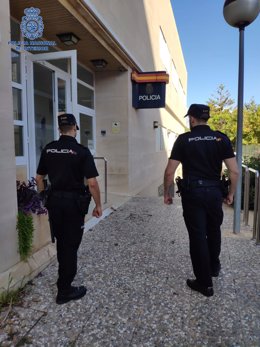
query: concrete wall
[
  {"left": 95, "top": 68, "right": 169, "bottom": 197},
  {"left": 85, "top": 0, "right": 187, "bottom": 99},
  {"left": 0, "top": 6, "right": 55, "bottom": 291},
  {"left": 95, "top": 70, "right": 130, "bottom": 194},
  {"left": 84, "top": 0, "right": 154, "bottom": 70},
  {"left": 0, "top": 1, "right": 20, "bottom": 274},
  {"left": 89, "top": 0, "right": 187, "bottom": 197}
]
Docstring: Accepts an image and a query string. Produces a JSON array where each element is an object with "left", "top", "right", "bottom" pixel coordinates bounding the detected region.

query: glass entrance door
[
  {"left": 26, "top": 50, "right": 77, "bottom": 178},
  {"left": 33, "top": 63, "right": 72, "bottom": 170},
  {"left": 33, "top": 62, "right": 55, "bottom": 167}
]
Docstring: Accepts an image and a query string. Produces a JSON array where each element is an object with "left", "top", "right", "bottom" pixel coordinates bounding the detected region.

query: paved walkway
[{"left": 0, "top": 196, "right": 259, "bottom": 347}]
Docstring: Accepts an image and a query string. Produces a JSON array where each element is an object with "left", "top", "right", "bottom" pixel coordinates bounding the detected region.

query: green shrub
[{"left": 17, "top": 211, "right": 34, "bottom": 261}]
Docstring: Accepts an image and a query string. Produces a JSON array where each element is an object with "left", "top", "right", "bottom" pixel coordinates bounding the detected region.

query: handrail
[
  {"left": 255, "top": 181, "right": 260, "bottom": 244},
  {"left": 94, "top": 157, "right": 108, "bottom": 204},
  {"left": 242, "top": 164, "right": 259, "bottom": 244},
  {"left": 251, "top": 169, "right": 259, "bottom": 242},
  {"left": 242, "top": 165, "right": 250, "bottom": 225}
]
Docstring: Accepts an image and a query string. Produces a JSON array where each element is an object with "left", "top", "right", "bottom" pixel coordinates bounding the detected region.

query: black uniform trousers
[
  {"left": 48, "top": 194, "right": 85, "bottom": 292},
  {"left": 181, "top": 186, "right": 223, "bottom": 287}
]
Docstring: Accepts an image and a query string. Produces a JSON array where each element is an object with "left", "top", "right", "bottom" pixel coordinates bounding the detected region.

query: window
[
  {"left": 11, "top": 50, "right": 21, "bottom": 83},
  {"left": 77, "top": 64, "right": 93, "bottom": 86},
  {"left": 77, "top": 64, "right": 95, "bottom": 152},
  {"left": 11, "top": 19, "right": 20, "bottom": 41},
  {"left": 12, "top": 87, "right": 22, "bottom": 120},
  {"left": 11, "top": 42, "right": 26, "bottom": 161},
  {"left": 80, "top": 113, "right": 94, "bottom": 151},
  {"left": 14, "top": 125, "right": 24, "bottom": 156},
  {"left": 156, "top": 127, "right": 167, "bottom": 152},
  {"left": 159, "top": 28, "right": 171, "bottom": 73},
  {"left": 77, "top": 83, "right": 94, "bottom": 109},
  {"left": 11, "top": 50, "right": 25, "bottom": 157},
  {"left": 33, "top": 63, "right": 55, "bottom": 166},
  {"left": 48, "top": 58, "right": 69, "bottom": 72}
]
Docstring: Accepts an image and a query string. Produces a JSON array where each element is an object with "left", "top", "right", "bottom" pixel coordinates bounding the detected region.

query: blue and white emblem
[{"left": 20, "top": 7, "right": 44, "bottom": 40}]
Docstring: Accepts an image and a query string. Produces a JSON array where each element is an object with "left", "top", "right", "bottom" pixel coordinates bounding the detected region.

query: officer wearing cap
[
  {"left": 164, "top": 104, "right": 239, "bottom": 297},
  {"left": 36, "top": 113, "right": 102, "bottom": 304}
]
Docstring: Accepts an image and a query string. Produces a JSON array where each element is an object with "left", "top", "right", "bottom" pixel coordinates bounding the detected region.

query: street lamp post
[{"left": 223, "top": 0, "right": 260, "bottom": 234}]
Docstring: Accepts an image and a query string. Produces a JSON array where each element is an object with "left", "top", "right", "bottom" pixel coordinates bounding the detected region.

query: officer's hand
[
  {"left": 38, "top": 191, "right": 45, "bottom": 201},
  {"left": 224, "top": 193, "right": 234, "bottom": 205},
  {"left": 164, "top": 195, "right": 173, "bottom": 205},
  {"left": 92, "top": 206, "right": 102, "bottom": 218}
]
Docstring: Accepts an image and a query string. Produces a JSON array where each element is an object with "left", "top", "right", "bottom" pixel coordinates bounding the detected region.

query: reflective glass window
[
  {"left": 78, "top": 83, "right": 94, "bottom": 109},
  {"left": 80, "top": 114, "right": 93, "bottom": 150},
  {"left": 12, "top": 88, "right": 22, "bottom": 120},
  {"left": 14, "top": 125, "right": 24, "bottom": 156},
  {"left": 77, "top": 64, "right": 93, "bottom": 86},
  {"left": 11, "top": 50, "right": 21, "bottom": 83},
  {"left": 11, "top": 19, "right": 20, "bottom": 41}
]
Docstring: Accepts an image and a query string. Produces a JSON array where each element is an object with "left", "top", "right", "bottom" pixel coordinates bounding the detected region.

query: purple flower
[{"left": 17, "top": 178, "right": 47, "bottom": 215}]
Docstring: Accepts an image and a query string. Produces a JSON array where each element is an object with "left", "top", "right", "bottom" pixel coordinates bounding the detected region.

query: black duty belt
[
  {"left": 185, "top": 179, "right": 221, "bottom": 189},
  {"left": 51, "top": 191, "right": 80, "bottom": 199}
]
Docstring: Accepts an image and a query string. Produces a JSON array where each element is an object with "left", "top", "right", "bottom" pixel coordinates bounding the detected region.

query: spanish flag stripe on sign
[{"left": 131, "top": 71, "right": 169, "bottom": 84}]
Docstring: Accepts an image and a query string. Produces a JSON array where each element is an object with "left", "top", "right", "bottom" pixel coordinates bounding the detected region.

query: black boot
[
  {"left": 187, "top": 279, "right": 214, "bottom": 297},
  {"left": 56, "top": 285, "right": 87, "bottom": 304}
]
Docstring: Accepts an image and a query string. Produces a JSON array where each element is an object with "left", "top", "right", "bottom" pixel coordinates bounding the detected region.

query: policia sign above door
[{"left": 131, "top": 71, "right": 169, "bottom": 109}]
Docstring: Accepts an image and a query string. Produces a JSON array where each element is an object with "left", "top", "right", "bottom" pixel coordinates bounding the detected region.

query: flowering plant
[
  {"left": 16, "top": 178, "right": 47, "bottom": 215},
  {"left": 16, "top": 178, "right": 47, "bottom": 260}
]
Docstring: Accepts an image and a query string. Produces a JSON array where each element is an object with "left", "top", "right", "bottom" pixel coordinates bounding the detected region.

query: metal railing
[
  {"left": 242, "top": 164, "right": 260, "bottom": 244},
  {"left": 94, "top": 157, "right": 108, "bottom": 204}
]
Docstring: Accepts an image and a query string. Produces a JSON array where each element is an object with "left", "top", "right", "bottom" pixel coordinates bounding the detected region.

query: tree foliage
[
  {"left": 243, "top": 100, "right": 260, "bottom": 144},
  {"left": 207, "top": 85, "right": 260, "bottom": 146}
]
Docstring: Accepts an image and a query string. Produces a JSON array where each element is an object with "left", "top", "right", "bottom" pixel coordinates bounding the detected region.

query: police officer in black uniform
[
  {"left": 36, "top": 113, "right": 102, "bottom": 304},
  {"left": 164, "top": 104, "right": 239, "bottom": 297}
]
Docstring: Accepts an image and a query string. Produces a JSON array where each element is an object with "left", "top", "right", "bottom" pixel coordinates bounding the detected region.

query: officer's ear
[{"left": 190, "top": 116, "right": 196, "bottom": 124}]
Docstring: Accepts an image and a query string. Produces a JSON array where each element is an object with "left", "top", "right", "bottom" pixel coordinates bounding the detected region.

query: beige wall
[
  {"left": 95, "top": 70, "right": 130, "bottom": 194},
  {"left": 85, "top": 0, "right": 187, "bottom": 113},
  {"left": 0, "top": 4, "right": 54, "bottom": 291},
  {"left": 147, "top": 0, "right": 187, "bottom": 90},
  {"left": 95, "top": 69, "right": 174, "bottom": 197},
  {"left": 89, "top": 0, "right": 187, "bottom": 196},
  {"left": 84, "top": 0, "right": 154, "bottom": 70},
  {"left": 0, "top": 1, "right": 20, "bottom": 273}
]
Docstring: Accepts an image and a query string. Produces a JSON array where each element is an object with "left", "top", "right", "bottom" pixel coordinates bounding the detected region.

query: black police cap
[
  {"left": 58, "top": 113, "right": 79, "bottom": 130},
  {"left": 184, "top": 104, "right": 210, "bottom": 120}
]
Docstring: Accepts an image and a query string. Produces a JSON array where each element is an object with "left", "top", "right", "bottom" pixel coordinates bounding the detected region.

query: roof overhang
[{"left": 10, "top": 0, "right": 141, "bottom": 72}]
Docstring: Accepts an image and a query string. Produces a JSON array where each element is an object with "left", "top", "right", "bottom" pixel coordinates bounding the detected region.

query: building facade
[{"left": 0, "top": 0, "right": 187, "bottom": 291}]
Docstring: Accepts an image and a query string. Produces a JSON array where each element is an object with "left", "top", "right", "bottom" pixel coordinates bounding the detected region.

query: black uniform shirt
[
  {"left": 170, "top": 125, "right": 235, "bottom": 180},
  {"left": 37, "top": 135, "right": 99, "bottom": 191}
]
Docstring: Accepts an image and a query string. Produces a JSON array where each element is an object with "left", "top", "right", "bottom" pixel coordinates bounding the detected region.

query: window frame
[
  {"left": 77, "top": 63, "right": 96, "bottom": 154},
  {"left": 11, "top": 48, "right": 28, "bottom": 165}
]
